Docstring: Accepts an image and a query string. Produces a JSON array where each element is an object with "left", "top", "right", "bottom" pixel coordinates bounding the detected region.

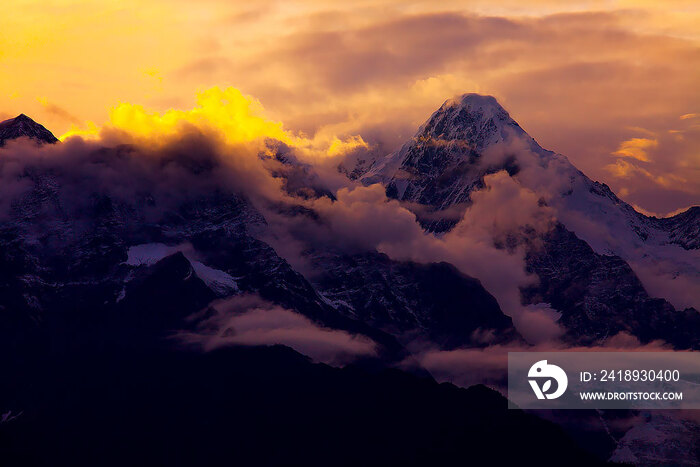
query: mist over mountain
[{"left": 0, "top": 97, "right": 697, "bottom": 465}]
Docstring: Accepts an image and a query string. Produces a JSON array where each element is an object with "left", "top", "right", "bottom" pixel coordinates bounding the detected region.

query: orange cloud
[
  {"left": 611, "top": 137, "right": 658, "bottom": 162},
  {"left": 605, "top": 159, "right": 688, "bottom": 189}
]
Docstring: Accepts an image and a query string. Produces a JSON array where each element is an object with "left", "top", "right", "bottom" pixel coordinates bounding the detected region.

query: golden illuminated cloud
[
  {"left": 60, "top": 86, "right": 367, "bottom": 160},
  {"left": 612, "top": 138, "right": 658, "bottom": 162},
  {"left": 61, "top": 87, "right": 290, "bottom": 144}
]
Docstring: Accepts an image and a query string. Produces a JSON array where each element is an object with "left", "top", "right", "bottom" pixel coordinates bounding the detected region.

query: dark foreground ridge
[{"left": 0, "top": 345, "right": 608, "bottom": 467}]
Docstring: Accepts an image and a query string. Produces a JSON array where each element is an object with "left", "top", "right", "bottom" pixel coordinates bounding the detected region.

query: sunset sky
[{"left": 2, "top": 0, "right": 698, "bottom": 215}]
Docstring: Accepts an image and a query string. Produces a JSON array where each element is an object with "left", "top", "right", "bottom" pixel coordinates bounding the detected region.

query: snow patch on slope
[{"left": 125, "top": 243, "right": 238, "bottom": 295}]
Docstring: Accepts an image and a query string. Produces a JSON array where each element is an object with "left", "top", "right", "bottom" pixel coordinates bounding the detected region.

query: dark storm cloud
[{"left": 259, "top": 13, "right": 522, "bottom": 92}]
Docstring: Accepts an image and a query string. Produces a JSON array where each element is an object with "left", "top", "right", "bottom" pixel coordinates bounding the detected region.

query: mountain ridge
[
  {"left": 362, "top": 94, "right": 698, "bottom": 231},
  {"left": 357, "top": 92, "right": 699, "bottom": 345},
  {"left": 2, "top": 102, "right": 696, "bottom": 348},
  {"left": 0, "top": 114, "right": 59, "bottom": 146},
  {"left": 1, "top": 100, "right": 697, "bottom": 464}
]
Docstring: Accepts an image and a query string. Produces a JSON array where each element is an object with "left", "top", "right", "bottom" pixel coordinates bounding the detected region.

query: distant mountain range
[{"left": 1, "top": 101, "right": 697, "bottom": 351}]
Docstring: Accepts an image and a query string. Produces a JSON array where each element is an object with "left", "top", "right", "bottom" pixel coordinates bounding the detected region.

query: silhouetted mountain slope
[{"left": 0, "top": 345, "right": 608, "bottom": 467}]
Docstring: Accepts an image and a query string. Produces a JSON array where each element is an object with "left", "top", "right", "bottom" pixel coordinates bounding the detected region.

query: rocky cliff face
[{"left": 308, "top": 250, "right": 521, "bottom": 349}]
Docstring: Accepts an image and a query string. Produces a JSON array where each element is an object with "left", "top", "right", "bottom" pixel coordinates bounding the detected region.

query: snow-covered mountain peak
[
  {"left": 440, "top": 93, "right": 504, "bottom": 117},
  {"left": 361, "top": 92, "right": 699, "bottom": 313},
  {"left": 0, "top": 113, "right": 59, "bottom": 146},
  {"left": 416, "top": 93, "right": 528, "bottom": 149},
  {"left": 361, "top": 93, "right": 546, "bottom": 209}
]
